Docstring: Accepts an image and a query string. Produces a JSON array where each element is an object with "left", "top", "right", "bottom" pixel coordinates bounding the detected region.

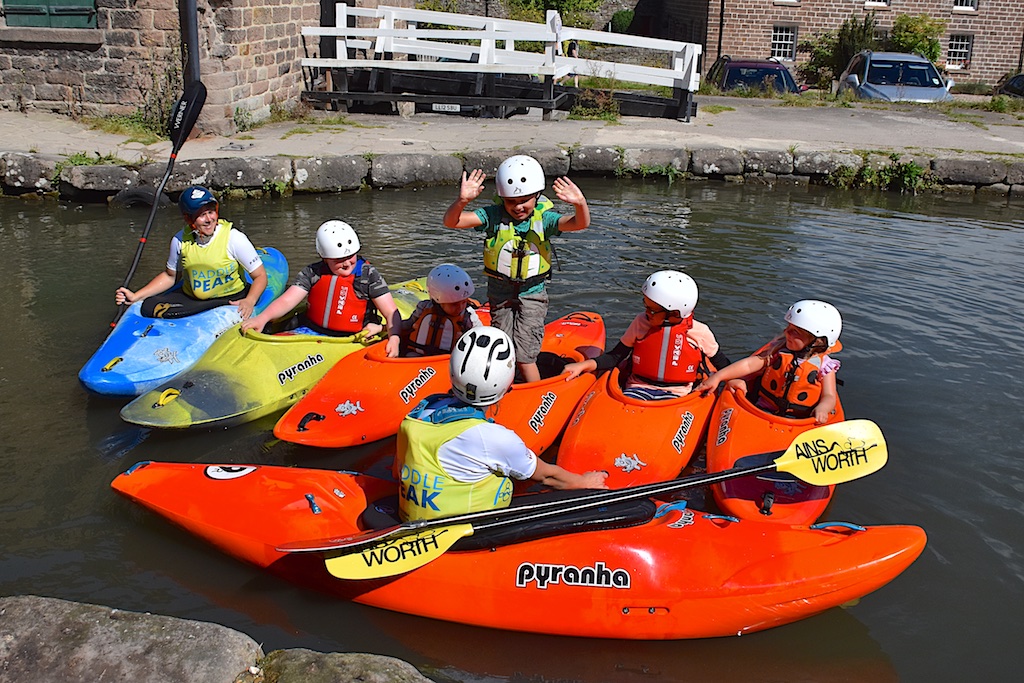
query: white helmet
[
  {"left": 785, "top": 300, "right": 842, "bottom": 346},
  {"left": 450, "top": 327, "right": 516, "bottom": 407},
  {"left": 316, "top": 220, "right": 361, "bottom": 259},
  {"left": 427, "top": 264, "right": 475, "bottom": 304},
  {"left": 641, "top": 270, "right": 698, "bottom": 318},
  {"left": 496, "top": 155, "right": 545, "bottom": 198}
]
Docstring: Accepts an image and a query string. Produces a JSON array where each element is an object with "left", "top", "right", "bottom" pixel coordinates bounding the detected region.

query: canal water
[{"left": 1, "top": 180, "right": 1021, "bottom": 682}]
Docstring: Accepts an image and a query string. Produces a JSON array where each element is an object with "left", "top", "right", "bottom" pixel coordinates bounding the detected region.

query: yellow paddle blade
[
  {"left": 324, "top": 523, "right": 474, "bottom": 579},
  {"left": 775, "top": 419, "right": 887, "bottom": 486}
]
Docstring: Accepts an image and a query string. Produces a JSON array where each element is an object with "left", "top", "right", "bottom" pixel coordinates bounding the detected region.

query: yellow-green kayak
[{"left": 118, "top": 278, "right": 428, "bottom": 429}]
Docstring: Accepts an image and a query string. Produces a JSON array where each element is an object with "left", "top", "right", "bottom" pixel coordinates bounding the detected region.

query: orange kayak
[
  {"left": 111, "top": 461, "right": 926, "bottom": 640},
  {"left": 706, "top": 387, "right": 846, "bottom": 525},
  {"left": 274, "top": 312, "right": 606, "bottom": 454},
  {"left": 556, "top": 367, "right": 717, "bottom": 487}
]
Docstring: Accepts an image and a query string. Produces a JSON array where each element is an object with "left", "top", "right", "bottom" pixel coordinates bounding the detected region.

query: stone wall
[
  {"left": 658, "top": 0, "right": 1024, "bottom": 86},
  {"left": 0, "top": 0, "right": 320, "bottom": 135}
]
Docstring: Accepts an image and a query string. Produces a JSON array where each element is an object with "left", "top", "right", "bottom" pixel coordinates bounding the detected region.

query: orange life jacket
[
  {"left": 630, "top": 317, "right": 704, "bottom": 385},
  {"left": 304, "top": 259, "right": 371, "bottom": 334},
  {"left": 407, "top": 303, "right": 476, "bottom": 356},
  {"left": 754, "top": 338, "right": 842, "bottom": 417}
]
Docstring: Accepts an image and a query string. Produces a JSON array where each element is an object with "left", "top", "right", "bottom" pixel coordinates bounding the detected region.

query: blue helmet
[{"left": 178, "top": 186, "right": 218, "bottom": 217}]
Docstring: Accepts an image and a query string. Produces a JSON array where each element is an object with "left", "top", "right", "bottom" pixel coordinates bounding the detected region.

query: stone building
[
  {"left": 639, "top": 0, "right": 1024, "bottom": 86},
  {"left": 0, "top": 0, "right": 348, "bottom": 134}
]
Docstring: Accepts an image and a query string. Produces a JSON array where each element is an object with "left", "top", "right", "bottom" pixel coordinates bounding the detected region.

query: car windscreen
[
  {"left": 866, "top": 60, "right": 943, "bottom": 88},
  {"left": 725, "top": 67, "right": 795, "bottom": 91}
]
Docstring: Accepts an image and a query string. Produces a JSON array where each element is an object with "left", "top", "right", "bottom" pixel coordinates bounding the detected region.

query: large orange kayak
[
  {"left": 274, "top": 311, "right": 606, "bottom": 454},
  {"left": 556, "top": 367, "right": 717, "bottom": 488},
  {"left": 111, "top": 461, "right": 926, "bottom": 640},
  {"left": 706, "top": 387, "right": 846, "bottom": 525}
]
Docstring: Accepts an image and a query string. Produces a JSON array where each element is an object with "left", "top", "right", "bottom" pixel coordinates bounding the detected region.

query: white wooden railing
[{"left": 301, "top": 4, "right": 701, "bottom": 117}]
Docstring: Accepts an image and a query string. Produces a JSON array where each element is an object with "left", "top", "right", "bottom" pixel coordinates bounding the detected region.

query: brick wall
[
  {"left": 672, "top": 0, "right": 1024, "bottom": 86},
  {"left": 0, "top": 0, "right": 321, "bottom": 134}
]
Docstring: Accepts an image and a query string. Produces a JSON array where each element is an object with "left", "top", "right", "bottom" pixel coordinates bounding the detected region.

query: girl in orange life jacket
[
  {"left": 240, "top": 221, "right": 403, "bottom": 356},
  {"left": 696, "top": 300, "right": 842, "bottom": 424},
  {"left": 562, "top": 271, "right": 732, "bottom": 400},
  {"left": 114, "top": 186, "right": 268, "bottom": 320},
  {"left": 396, "top": 263, "right": 484, "bottom": 357}
]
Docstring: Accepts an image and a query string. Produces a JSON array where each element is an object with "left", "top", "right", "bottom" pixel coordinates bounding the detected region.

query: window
[
  {"left": 952, "top": 0, "right": 978, "bottom": 10},
  {"left": 770, "top": 25, "right": 797, "bottom": 60},
  {"left": 2, "top": 0, "right": 97, "bottom": 28},
  {"left": 947, "top": 34, "right": 973, "bottom": 69}
]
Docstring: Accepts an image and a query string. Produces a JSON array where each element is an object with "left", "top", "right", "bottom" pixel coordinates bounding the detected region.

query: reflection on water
[{"left": 1, "top": 181, "right": 1022, "bottom": 682}]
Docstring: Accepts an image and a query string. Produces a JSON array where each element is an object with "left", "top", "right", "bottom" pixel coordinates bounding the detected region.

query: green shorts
[{"left": 488, "top": 290, "right": 548, "bottom": 365}]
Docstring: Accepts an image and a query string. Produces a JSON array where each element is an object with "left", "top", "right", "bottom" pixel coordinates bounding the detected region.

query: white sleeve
[
  {"left": 227, "top": 230, "right": 264, "bottom": 274},
  {"left": 166, "top": 231, "right": 185, "bottom": 273},
  {"left": 437, "top": 422, "right": 539, "bottom": 483}
]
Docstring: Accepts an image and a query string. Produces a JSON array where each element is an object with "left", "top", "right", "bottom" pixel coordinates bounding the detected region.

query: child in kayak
[
  {"left": 561, "top": 270, "right": 731, "bottom": 400},
  {"left": 115, "top": 185, "right": 267, "bottom": 319},
  {"left": 395, "top": 326, "right": 608, "bottom": 521},
  {"left": 695, "top": 299, "right": 842, "bottom": 424},
  {"left": 395, "top": 263, "right": 484, "bottom": 357},
  {"left": 443, "top": 154, "right": 590, "bottom": 383},
  {"left": 240, "top": 220, "right": 402, "bottom": 355}
]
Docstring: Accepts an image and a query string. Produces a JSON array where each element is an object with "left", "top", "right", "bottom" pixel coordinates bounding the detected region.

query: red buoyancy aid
[
  {"left": 631, "top": 318, "right": 704, "bottom": 385},
  {"left": 305, "top": 259, "right": 372, "bottom": 334},
  {"left": 407, "top": 303, "right": 476, "bottom": 356},
  {"left": 754, "top": 339, "right": 842, "bottom": 417}
]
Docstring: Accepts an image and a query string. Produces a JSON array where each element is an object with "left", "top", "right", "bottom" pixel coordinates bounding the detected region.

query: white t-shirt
[
  {"left": 166, "top": 225, "right": 262, "bottom": 274},
  {"left": 418, "top": 411, "right": 539, "bottom": 484}
]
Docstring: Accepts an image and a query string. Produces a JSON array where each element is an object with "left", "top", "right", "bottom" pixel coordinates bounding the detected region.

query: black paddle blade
[{"left": 167, "top": 80, "right": 207, "bottom": 153}]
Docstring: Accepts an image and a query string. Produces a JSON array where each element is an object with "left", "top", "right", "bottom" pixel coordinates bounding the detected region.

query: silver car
[{"left": 839, "top": 51, "right": 954, "bottom": 103}]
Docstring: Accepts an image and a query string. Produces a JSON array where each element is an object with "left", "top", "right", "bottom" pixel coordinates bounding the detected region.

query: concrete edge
[{"left": 2, "top": 147, "right": 1023, "bottom": 202}]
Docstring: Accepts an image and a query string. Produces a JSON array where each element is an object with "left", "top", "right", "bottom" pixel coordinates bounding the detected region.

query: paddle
[
  {"left": 110, "top": 80, "right": 207, "bottom": 329},
  {"left": 277, "top": 419, "right": 887, "bottom": 580}
]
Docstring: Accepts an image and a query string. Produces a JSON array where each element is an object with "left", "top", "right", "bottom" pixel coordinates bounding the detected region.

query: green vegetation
[
  {"left": 53, "top": 151, "right": 134, "bottom": 184},
  {"left": 701, "top": 104, "right": 735, "bottom": 114},
  {"left": 798, "top": 12, "right": 878, "bottom": 88},
  {"left": 826, "top": 153, "right": 935, "bottom": 193},
  {"left": 889, "top": 14, "right": 946, "bottom": 63},
  {"left": 86, "top": 57, "right": 183, "bottom": 144},
  {"left": 568, "top": 88, "right": 620, "bottom": 120},
  {"left": 610, "top": 10, "right": 633, "bottom": 34}
]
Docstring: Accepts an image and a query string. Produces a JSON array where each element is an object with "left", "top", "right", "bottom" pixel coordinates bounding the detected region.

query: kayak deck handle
[
  {"left": 101, "top": 357, "right": 124, "bottom": 372},
  {"left": 297, "top": 412, "right": 326, "bottom": 432},
  {"left": 153, "top": 388, "right": 181, "bottom": 408},
  {"left": 810, "top": 521, "right": 866, "bottom": 533},
  {"left": 305, "top": 494, "right": 322, "bottom": 515}
]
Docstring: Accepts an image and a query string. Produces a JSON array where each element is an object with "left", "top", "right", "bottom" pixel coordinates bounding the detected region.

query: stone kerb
[{"left": 4, "top": 147, "right": 1024, "bottom": 202}]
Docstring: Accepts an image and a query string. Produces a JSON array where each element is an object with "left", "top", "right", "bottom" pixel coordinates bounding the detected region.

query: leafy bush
[
  {"left": 610, "top": 10, "right": 633, "bottom": 33},
  {"left": 798, "top": 12, "right": 878, "bottom": 88},
  {"left": 889, "top": 14, "right": 946, "bottom": 63}
]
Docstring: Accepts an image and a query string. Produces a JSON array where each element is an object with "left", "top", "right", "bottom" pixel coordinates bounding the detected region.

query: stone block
[
  {"left": 293, "top": 156, "right": 369, "bottom": 192},
  {"left": 138, "top": 158, "right": 215, "bottom": 192},
  {"left": 570, "top": 146, "right": 621, "bottom": 174},
  {"left": 369, "top": 153, "right": 463, "bottom": 188},
  {"left": 793, "top": 150, "right": 862, "bottom": 176},
  {"left": 61, "top": 164, "right": 140, "bottom": 192},
  {"left": 691, "top": 147, "right": 743, "bottom": 176},
  {"left": 744, "top": 149, "right": 793, "bottom": 174},
  {"left": 0, "top": 596, "right": 261, "bottom": 683},
  {"left": 977, "top": 183, "right": 1009, "bottom": 196},
  {"left": 212, "top": 157, "right": 294, "bottom": 190},
  {"left": 1, "top": 152, "right": 59, "bottom": 194},
  {"left": 1006, "top": 162, "right": 1024, "bottom": 186},
  {"left": 620, "top": 148, "right": 689, "bottom": 173},
  {"left": 931, "top": 158, "right": 1008, "bottom": 185}
]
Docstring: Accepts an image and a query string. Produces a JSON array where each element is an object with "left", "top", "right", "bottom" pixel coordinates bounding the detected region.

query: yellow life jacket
[
  {"left": 397, "top": 397, "right": 513, "bottom": 522},
  {"left": 482, "top": 196, "right": 555, "bottom": 287},
  {"left": 180, "top": 220, "right": 246, "bottom": 300}
]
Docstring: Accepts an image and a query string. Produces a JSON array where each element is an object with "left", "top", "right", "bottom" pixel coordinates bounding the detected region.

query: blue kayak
[{"left": 78, "top": 247, "right": 289, "bottom": 397}]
